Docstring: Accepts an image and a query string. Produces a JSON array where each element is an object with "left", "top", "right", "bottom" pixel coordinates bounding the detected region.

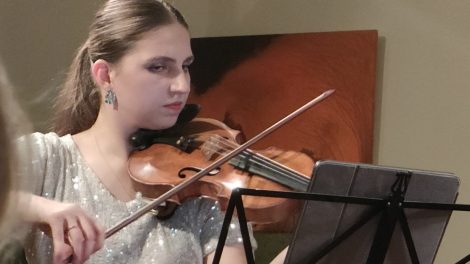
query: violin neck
[{"left": 229, "top": 150, "right": 310, "bottom": 191}]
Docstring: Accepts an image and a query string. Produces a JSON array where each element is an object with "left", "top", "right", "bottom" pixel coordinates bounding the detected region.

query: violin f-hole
[{"left": 178, "top": 166, "right": 220, "bottom": 178}]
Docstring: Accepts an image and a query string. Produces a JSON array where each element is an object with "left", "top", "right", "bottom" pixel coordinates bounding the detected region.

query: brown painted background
[
  {"left": 187, "top": 29, "right": 378, "bottom": 261},
  {"left": 189, "top": 30, "right": 377, "bottom": 166}
]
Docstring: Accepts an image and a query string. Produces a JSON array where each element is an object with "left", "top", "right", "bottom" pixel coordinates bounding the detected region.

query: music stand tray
[{"left": 284, "top": 160, "right": 459, "bottom": 264}]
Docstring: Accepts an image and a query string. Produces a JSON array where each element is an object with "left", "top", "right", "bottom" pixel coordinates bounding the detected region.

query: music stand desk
[{"left": 213, "top": 160, "right": 469, "bottom": 264}]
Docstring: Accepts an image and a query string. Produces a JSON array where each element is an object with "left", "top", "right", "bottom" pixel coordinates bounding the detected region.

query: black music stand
[{"left": 212, "top": 161, "right": 470, "bottom": 264}]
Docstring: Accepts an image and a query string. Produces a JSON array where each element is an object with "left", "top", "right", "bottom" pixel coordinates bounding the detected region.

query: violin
[
  {"left": 128, "top": 116, "right": 314, "bottom": 230},
  {"left": 106, "top": 89, "right": 335, "bottom": 238}
]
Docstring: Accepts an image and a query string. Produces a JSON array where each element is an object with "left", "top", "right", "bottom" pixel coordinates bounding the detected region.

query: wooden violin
[
  {"left": 128, "top": 115, "right": 314, "bottom": 230},
  {"left": 105, "top": 89, "right": 335, "bottom": 238}
]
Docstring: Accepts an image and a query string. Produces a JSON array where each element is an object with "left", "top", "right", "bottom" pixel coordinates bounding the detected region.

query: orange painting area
[{"left": 188, "top": 30, "right": 377, "bottom": 231}]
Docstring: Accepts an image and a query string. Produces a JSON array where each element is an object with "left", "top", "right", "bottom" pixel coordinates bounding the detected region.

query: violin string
[
  {"left": 203, "top": 135, "right": 291, "bottom": 175},
  {"left": 208, "top": 139, "right": 303, "bottom": 184},
  {"left": 207, "top": 135, "right": 294, "bottom": 173},
  {"left": 201, "top": 135, "right": 303, "bottom": 180},
  {"left": 202, "top": 135, "right": 261, "bottom": 163}
]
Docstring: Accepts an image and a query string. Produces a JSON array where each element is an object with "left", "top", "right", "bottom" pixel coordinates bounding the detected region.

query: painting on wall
[
  {"left": 189, "top": 30, "right": 377, "bottom": 165},
  {"left": 187, "top": 30, "right": 378, "bottom": 232}
]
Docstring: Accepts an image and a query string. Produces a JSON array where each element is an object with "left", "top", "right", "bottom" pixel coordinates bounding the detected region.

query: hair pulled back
[{"left": 53, "top": 0, "right": 188, "bottom": 136}]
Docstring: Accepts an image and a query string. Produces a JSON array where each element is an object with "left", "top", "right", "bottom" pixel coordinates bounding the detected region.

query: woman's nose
[{"left": 170, "top": 72, "right": 190, "bottom": 94}]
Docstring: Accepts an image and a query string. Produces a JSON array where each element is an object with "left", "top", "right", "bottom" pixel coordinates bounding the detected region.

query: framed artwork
[
  {"left": 188, "top": 30, "right": 377, "bottom": 233},
  {"left": 189, "top": 30, "right": 377, "bottom": 166}
]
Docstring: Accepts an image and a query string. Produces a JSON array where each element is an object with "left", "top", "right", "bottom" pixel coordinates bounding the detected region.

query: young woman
[{"left": 22, "top": 1, "right": 256, "bottom": 263}]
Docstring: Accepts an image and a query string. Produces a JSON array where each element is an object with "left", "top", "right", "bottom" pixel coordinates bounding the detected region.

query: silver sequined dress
[{"left": 22, "top": 132, "right": 256, "bottom": 264}]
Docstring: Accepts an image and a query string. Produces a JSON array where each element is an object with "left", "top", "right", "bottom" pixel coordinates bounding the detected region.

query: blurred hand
[
  {"left": 270, "top": 246, "right": 288, "bottom": 264},
  {"left": 23, "top": 194, "right": 105, "bottom": 264}
]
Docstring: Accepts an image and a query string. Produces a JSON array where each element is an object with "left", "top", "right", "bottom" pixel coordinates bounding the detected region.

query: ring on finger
[
  {"left": 66, "top": 225, "right": 79, "bottom": 232},
  {"left": 66, "top": 225, "right": 80, "bottom": 242}
]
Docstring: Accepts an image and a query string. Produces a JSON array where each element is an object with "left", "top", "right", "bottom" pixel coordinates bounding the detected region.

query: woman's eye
[
  {"left": 183, "top": 64, "right": 191, "bottom": 72},
  {"left": 147, "top": 65, "right": 166, "bottom": 73}
]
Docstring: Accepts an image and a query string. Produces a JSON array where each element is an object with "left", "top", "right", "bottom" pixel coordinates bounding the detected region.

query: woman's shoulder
[
  {"left": 18, "top": 132, "right": 76, "bottom": 159},
  {"left": 26, "top": 132, "right": 73, "bottom": 147},
  {"left": 14, "top": 132, "right": 77, "bottom": 196}
]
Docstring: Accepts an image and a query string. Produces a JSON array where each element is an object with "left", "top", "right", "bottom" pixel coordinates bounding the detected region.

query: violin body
[{"left": 128, "top": 118, "right": 314, "bottom": 231}]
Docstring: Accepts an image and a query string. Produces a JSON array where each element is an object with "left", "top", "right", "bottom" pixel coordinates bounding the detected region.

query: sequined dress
[{"left": 23, "top": 132, "right": 256, "bottom": 264}]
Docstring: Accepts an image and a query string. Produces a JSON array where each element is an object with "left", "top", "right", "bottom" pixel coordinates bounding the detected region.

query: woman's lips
[{"left": 164, "top": 102, "right": 183, "bottom": 111}]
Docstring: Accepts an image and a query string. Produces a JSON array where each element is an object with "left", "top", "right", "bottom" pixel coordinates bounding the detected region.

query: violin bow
[{"left": 106, "top": 89, "right": 335, "bottom": 238}]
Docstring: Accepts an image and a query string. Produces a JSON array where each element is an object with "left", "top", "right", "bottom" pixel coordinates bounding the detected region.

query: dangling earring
[{"left": 104, "top": 88, "right": 117, "bottom": 106}]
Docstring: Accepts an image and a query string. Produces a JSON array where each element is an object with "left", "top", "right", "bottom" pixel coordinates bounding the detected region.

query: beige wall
[{"left": 1, "top": 1, "right": 469, "bottom": 263}]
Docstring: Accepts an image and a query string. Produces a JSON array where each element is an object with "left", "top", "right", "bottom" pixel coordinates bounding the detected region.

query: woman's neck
[
  {"left": 73, "top": 111, "right": 138, "bottom": 202},
  {"left": 91, "top": 110, "right": 135, "bottom": 155}
]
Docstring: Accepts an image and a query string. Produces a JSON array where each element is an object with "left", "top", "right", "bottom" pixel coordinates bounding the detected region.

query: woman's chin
[{"left": 147, "top": 119, "right": 178, "bottom": 131}]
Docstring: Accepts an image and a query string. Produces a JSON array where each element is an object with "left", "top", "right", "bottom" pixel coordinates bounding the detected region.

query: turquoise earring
[{"left": 104, "top": 89, "right": 116, "bottom": 105}]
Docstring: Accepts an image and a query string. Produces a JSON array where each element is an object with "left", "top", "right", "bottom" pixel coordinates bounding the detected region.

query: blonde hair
[{"left": 53, "top": 0, "right": 188, "bottom": 136}]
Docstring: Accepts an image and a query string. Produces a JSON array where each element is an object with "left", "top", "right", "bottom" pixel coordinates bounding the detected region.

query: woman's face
[{"left": 109, "top": 23, "right": 193, "bottom": 131}]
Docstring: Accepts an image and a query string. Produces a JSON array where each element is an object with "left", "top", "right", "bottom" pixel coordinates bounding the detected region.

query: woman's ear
[{"left": 91, "top": 59, "right": 111, "bottom": 87}]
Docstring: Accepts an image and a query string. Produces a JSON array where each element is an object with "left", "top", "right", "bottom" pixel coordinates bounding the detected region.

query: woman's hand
[
  {"left": 205, "top": 244, "right": 247, "bottom": 264},
  {"left": 22, "top": 194, "right": 105, "bottom": 264},
  {"left": 270, "top": 246, "right": 288, "bottom": 264}
]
